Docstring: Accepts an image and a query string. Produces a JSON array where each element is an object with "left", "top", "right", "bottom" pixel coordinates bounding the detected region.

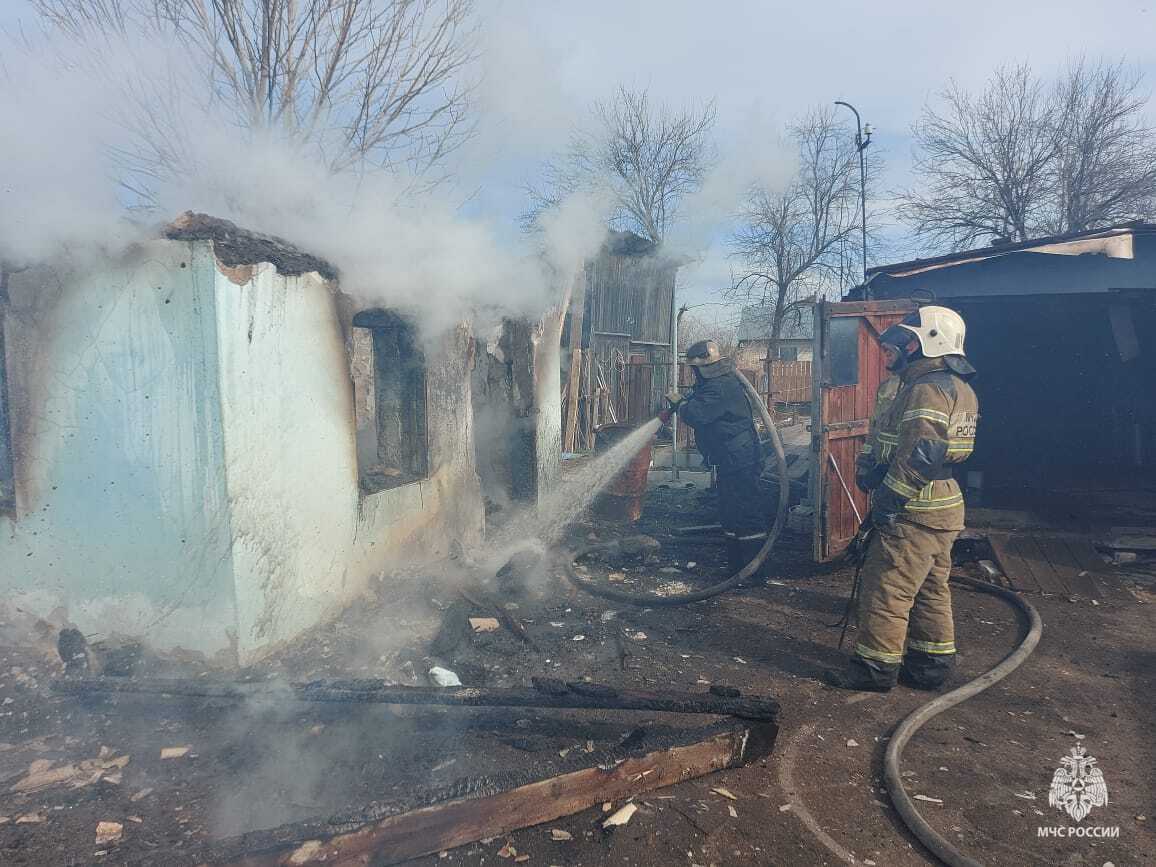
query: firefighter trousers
[
  {"left": 716, "top": 466, "right": 767, "bottom": 576},
  {"left": 854, "top": 519, "right": 958, "bottom": 686}
]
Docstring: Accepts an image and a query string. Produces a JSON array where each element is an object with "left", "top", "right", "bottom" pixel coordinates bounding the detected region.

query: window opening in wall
[
  {"left": 351, "top": 309, "right": 429, "bottom": 493},
  {"left": 777, "top": 345, "right": 799, "bottom": 362}
]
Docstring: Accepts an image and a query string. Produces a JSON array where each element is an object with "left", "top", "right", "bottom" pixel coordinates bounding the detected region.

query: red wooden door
[{"left": 812, "top": 300, "right": 917, "bottom": 561}]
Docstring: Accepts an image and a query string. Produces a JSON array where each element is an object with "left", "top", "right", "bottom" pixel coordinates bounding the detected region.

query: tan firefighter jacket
[
  {"left": 862, "top": 356, "right": 979, "bottom": 531},
  {"left": 856, "top": 374, "right": 901, "bottom": 483}
]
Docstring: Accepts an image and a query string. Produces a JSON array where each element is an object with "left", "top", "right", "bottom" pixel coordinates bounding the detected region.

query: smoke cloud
[{"left": 0, "top": 20, "right": 611, "bottom": 336}]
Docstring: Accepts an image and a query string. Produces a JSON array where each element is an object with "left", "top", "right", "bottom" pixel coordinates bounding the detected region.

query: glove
[
  {"left": 844, "top": 521, "right": 876, "bottom": 566},
  {"left": 665, "top": 388, "right": 684, "bottom": 409},
  {"left": 855, "top": 463, "right": 888, "bottom": 494},
  {"left": 659, "top": 408, "right": 673, "bottom": 424},
  {"left": 870, "top": 485, "right": 907, "bottom": 532}
]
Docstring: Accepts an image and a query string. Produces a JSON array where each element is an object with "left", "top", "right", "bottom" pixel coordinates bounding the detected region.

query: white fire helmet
[{"left": 896, "top": 306, "right": 966, "bottom": 358}]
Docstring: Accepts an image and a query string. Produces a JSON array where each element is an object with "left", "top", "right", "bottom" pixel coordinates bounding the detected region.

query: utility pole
[
  {"left": 834, "top": 101, "right": 872, "bottom": 297},
  {"left": 669, "top": 291, "right": 681, "bottom": 480}
]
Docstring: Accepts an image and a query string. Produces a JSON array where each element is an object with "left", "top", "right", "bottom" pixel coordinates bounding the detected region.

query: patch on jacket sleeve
[{"left": 950, "top": 411, "right": 978, "bottom": 439}]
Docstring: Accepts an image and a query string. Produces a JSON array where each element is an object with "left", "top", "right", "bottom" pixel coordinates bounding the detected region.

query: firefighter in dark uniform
[
  {"left": 662, "top": 340, "right": 766, "bottom": 577},
  {"left": 825, "top": 306, "right": 979, "bottom": 692}
]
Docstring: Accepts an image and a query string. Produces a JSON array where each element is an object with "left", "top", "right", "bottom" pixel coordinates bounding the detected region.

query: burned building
[
  {"left": 471, "top": 314, "right": 566, "bottom": 521},
  {"left": 0, "top": 214, "right": 561, "bottom": 664}
]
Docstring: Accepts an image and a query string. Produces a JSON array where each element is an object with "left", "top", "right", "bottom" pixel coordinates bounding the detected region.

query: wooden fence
[{"left": 768, "top": 360, "right": 812, "bottom": 404}]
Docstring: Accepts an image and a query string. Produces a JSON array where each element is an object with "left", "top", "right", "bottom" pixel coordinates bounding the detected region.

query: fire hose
[
  {"left": 885, "top": 574, "right": 1042, "bottom": 867},
  {"left": 559, "top": 375, "right": 1046, "bottom": 864},
  {"left": 563, "top": 374, "right": 789, "bottom": 606}
]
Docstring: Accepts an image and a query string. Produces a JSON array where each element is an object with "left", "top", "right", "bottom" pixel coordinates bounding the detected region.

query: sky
[
  {"left": 457, "top": 0, "right": 1156, "bottom": 323},
  {"left": 3, "top": 0, "right": 1155, "bottom": 326}
]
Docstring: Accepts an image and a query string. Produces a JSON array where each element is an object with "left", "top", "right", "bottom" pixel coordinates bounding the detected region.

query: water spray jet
[{"left": 563, "top": 374, "right": 789, "bottom": 607}]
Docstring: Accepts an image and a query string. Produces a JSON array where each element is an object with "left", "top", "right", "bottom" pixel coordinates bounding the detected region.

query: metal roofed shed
[{"left": 854, "top": 222, "right": 1156, "bottom": 527}]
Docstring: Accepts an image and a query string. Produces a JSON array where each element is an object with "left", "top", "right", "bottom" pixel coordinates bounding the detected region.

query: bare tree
[
  {"left": 900, "top": 60, "right": 1156, "bottom": 249},
  {"left": 33, "top": 0, "right": 477, "bottom": 176},
  {"left": 899, "top": 65, "right": 1057, "bottom": 248},
  {"left": 726, "top": 107, "right": 863, "bottom": 362},
  {"left": 526, "top": 86, "right": 717, "bottom": 243},
  {"left": 1049, "top": 59, "right": 1156, "bottom": 233}
]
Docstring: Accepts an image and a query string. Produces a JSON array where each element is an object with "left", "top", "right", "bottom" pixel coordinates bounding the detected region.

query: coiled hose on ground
[
  {"left": 563, "top": 374, "right": 790, "bottom": 607},
  {"left": 885, "top": 574, "right": 1043, "bottom": 867}
]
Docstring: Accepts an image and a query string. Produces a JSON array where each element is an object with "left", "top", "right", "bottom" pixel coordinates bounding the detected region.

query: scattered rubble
[
  {"left": 10, "top": 749, "right": 130, "bottom": 793},
  {"left": 287, "top": 841, "right": 325, "bottom": 865},
  {"left": 95, "top": 821, "right": 123, "bottom": 846},
  {"left": 602, "top": 803, "right": 638, "bottom": 828},
  {"left": 429, "top": 667, "right": 463, "bottom": 687}
]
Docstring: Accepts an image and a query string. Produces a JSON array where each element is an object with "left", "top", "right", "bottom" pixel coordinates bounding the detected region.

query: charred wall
[
  {"left": 211, "top": 260, "right": 484, "bottom": 662},
  {"left": 470, "top": 310, "right": 564, "bottom": 527}
]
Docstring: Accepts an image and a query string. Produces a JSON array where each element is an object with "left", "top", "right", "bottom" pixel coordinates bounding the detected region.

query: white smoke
[{"left": 0, "top": 19, "right": 611, "bottom": 336}]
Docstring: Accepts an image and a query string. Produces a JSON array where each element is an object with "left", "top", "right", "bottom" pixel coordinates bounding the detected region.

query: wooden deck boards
[{"left": 988, "top": 531, "right": 1113, "bottom": 597}]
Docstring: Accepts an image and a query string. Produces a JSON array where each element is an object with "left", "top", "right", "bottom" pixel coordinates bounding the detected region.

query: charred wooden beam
[
  {"left": 196, "top": 718, "right": 777, "bottom": 866},
  {"left": 53, "top": 677, "right": 779, "bottom": 722}
]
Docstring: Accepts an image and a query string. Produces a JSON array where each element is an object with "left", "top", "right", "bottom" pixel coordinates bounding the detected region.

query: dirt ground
[{"left": 1, "top": 480, "right": 1153, "bottom": 866}]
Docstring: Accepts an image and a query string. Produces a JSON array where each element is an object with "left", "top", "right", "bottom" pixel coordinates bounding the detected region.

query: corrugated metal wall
[{"left": 583, "top": 253, "right": 676, "bottom": 346}]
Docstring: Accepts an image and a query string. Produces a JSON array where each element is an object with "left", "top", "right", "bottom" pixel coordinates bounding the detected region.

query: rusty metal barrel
[{"left": 592, "top": 423, "right": 654, "bottom": 523}]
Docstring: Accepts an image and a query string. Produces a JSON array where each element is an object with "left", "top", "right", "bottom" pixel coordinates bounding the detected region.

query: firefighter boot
[
  {"left": 822, "top": 656, "right": 898, "bottom": 692},
  {"left": 899, "top": 649, "right": 956, "bottom": 690}
]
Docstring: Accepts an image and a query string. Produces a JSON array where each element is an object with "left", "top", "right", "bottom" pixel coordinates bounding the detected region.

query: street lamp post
[{"left": 834, "top": 100, "right": 872, "bottom": 296}]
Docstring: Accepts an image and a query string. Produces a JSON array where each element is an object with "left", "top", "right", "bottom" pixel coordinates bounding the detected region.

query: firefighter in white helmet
[{"left": 825, "top": 306, "right": 979, "bottom": 692}]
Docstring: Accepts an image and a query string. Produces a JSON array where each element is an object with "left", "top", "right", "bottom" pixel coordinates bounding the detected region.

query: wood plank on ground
[
  {"left": 1018, "top": 535, "right": 1071, "bottom": 593},
  {"left": 1034, "top": 535, "right": 1079, "bottom": 596},
  {"left": 989, "top": 533, "right": 1042, "bottom": 593},
  {"left": 211, "top": 721, "right": 777, "bottom": 866},
  {"left": 1105, "top": 527, "right": 1156, "bottom": 551},
  {"left": 1061, "top": 536, "right": 1112, "bottom": 598},
  {"left": 987, "top": 531, "right": 1113, "bottom": 597}
]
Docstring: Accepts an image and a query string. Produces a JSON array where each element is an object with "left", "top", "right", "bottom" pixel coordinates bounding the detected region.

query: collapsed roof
[{"left": 164, "top": 212, "right": 337, "bottom": 280}]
